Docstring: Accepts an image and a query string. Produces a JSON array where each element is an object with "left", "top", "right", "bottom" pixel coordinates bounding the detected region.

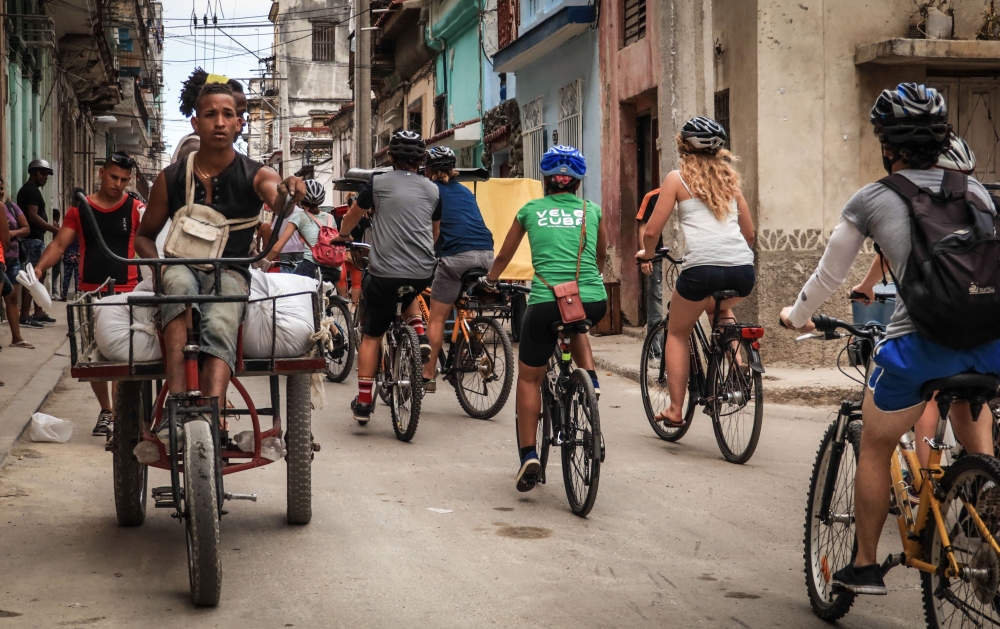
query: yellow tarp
[{"left": 462, "top": 178, "right": 542, "bottom": 281}]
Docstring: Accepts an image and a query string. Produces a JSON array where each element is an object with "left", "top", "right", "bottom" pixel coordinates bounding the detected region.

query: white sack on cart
[
  {"left": 243, "top": 270, "right": 318, "bottom": 359},
  {"left": 93, "top": 291, "right": 161, "bottom": 362}
]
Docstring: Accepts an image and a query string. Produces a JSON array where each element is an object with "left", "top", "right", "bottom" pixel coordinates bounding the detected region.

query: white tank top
[{"left": 675, "top": 172, "right": 755, "bottom": 270}]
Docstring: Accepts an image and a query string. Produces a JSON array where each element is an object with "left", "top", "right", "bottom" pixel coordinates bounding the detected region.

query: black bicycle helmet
[
  {"left": 425, "top": 146, "right": 457, "bottom": 170},
  {"left": 303, "top": 179, "right": 326, "bottom": 206},
  {"left": 870, "top": 83, "right": 949, "bottom": 145},
  {"left": 388, "top": 130, "right": 427, "bottom": 161},
  {"left": 681, "top": 116, "right": 727, "bottom": 151}
]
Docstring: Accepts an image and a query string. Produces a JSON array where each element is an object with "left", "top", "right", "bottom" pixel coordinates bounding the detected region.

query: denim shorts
[
  {"left": 21, "top": 238, "right": 43, "bottom": 266},
  {"left": 160, "top": 265, "right": 248, "bottom": 373},
  {"left": 1, "top": 263, "right": 10, "bottom": 298},
  {"left": 292, "top": 258, "right": 341, "bottom": 285},
  {"left": 3, "top": 259, "right": 18, "bottom": 291},
  {"left": 867, "top": 332, "right": 1000, "bottom": 412},
  {"left": 674, "top": 264, "right": 755, "bottom": 302}
]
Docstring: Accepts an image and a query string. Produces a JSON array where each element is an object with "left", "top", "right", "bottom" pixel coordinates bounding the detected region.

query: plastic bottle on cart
[
  {"left": 233, "top": 430, "right": 255, "bottom": 453},
  {"left": 261, "top": 437, "right": 287, "bottom": 461}
]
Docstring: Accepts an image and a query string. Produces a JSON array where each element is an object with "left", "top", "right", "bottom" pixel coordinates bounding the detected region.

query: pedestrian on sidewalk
[
  {"left": 58, "top": 234, "right": 80, "bottom": 301},
  {"left": 637, "top": 188, "right": 664, "bottom": 341},
  {"left": 16, "top": 159, "right": 58, "bottom": 327},
  {"left": 2, "top": 179, "right": 32, "bottom": 348},
  {"left": 636, "top": 117, "right": 756, "bottom": 428},
  {"left": 33, "top": 151, "right": 145, "bottom": 437},
  {"left": 49, "top": 208, "right": 61, "bottom": 299}
]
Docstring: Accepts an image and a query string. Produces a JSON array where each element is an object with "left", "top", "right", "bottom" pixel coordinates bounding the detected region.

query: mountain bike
[
  {"left": 346, "top": 243, "right": 424, "bottom": 441},
  {"left": 800, "top": 311, "right": 1000, "bottom": 628},
  {"left": 638, "top": 247, "right": 765, "bottom": 464},
  {"left": 415, "top": 271, "right": 521, "bottom": 420},
  {"left": 534, "top": 318, "right": 604, "bottom": 517}
]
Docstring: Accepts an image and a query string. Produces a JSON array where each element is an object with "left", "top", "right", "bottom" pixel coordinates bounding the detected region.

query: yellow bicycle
[{"left": 802, "top": 312, "right": 1000, "bottom": 627}]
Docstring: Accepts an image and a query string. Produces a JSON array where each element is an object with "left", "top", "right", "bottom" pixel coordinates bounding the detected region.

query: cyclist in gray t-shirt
[{"left": 337, "top": 131, "right": 442, "bottom": 423}]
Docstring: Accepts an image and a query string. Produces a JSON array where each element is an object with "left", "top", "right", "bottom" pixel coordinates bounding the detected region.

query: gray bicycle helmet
[
  {"left": 303, "top": 179, "right": 326, "bottom": 206},
  {"left": 425, "top": 146, "right": 457, "bottom": 170},
  {"left": 681, "top": 116, "right": 727, "bottom": 151},
  {"left": 388, "top": 130, "right": 427, "bottom": 161},
  {"left": 937, "top": 133, "right": 977, "bottom": 174},
  {"left": 870, "top": 83, "right": 949, "bottom": 145}
]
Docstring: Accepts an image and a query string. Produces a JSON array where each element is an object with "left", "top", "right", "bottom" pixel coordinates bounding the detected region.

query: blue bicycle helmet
[{"left": 540, "top": 145, "right": 586, "bottom": 179}]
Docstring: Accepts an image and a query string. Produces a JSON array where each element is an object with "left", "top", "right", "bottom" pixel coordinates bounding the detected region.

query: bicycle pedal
[
  {"left": 152, "top": 486, "right": 178, "bottom": 508},
  {"left": 553, "top": 431, "right": 565, "bottom": 447},
  {"left": 880, "top": 553, "right": 904, "bottom": 576}
]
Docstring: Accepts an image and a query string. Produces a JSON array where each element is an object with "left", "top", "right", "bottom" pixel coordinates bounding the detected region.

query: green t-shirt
[
  {"left": 516, "top": 194, "right": 607, "bottom": 306},
  {"left": 289, "top": 210, "right": 335, "bottom": 264}
]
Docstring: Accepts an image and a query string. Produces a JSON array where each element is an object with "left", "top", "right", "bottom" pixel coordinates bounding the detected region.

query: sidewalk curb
[{"left": 0, "top": 339, "right": 70, "bottom": 468}]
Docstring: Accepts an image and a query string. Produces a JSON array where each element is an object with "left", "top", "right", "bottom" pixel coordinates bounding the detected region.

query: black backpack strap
[
  {"left": 877, "top": 173, "right": 921, "bottom": 202},
  {"left": 941, "top": 169, "right": 968, "bottom": 197}
]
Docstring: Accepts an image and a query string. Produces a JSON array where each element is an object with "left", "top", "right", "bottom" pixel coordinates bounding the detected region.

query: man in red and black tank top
[{"left": 34, "top": 151, "right": 142, "bottom": 436}]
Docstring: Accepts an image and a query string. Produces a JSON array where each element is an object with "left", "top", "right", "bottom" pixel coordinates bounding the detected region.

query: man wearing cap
[{"left": 17, "top": 159, "right": 58, "bottom": 326}]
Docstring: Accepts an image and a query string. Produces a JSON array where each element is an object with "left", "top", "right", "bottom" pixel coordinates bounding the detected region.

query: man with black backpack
[{"left": 779, "top": 83, "right": 1000, "bottom": 595}]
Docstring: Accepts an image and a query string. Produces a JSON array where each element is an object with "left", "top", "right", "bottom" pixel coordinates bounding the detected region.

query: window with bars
[
  {"left": 623, "top": 0, "right": 646, "bottom": 47},
  {"left": 522, "top": 97, "right": 546, "bottom": 181},
  {"left": 557, "top": 80, "right": 584, "bottom": 195},
  {"left": 312, "top": 22, "right": 336, "bottom": 61},
  {"left": 714, "top": 89, "right": 731, "bottom": 150}
]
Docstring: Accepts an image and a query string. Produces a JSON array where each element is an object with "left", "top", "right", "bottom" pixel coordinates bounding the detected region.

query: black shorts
[
  {"left": 518, "top": 300, "right": 608, "bottom": 368},
  {"left": 361, "top": 274, "right": 432, "bottom": 337},
  {"left": 674, "top": 264, "right": 755, "bottom": 302}
]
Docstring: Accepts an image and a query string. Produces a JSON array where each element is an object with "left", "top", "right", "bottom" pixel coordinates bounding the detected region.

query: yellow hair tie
[{"left": 205, "top": 73, "right": 230, "bottom": 85}]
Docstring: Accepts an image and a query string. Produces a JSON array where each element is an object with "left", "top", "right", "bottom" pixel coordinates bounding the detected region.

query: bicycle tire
[
  {"left": 708, "top": 339, "right": 764, "bottom": 464},
  {"left": 560, "top": 368, "right": 602, "bottom": 517},
  {"left": 285, "top": 373, "right": 313, "bottom": 525},
  {"left": 325, "top": 298, "right": 356, "bottom": 383},
  {"left": 538, "top": 385, "right": 554, "bottom": 484},
  {"left": 390, "top": 325, "right": 424, "bottom": 442},
  {"left": 640, "top": 318, "right": 696, "bottom": 441},
  {"left": 922, "top": 453, "right": 1000, "bottom": 629},
  {"left": 184, "top": 419, "right": 222, "bottom": 607},
  {"left": 454, "top": 317, "right": 514, "bottom": 420},
  {"left": 112, "top": 381, "right": 147, "bottom": 527},
  {"left": 803, "top": 419, "right": 861, "bottom": 622}
]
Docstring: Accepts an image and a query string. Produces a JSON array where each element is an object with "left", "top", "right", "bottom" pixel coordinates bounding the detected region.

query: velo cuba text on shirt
[{"left": 534, "top": 208, "right": 585, "bottom": 228}]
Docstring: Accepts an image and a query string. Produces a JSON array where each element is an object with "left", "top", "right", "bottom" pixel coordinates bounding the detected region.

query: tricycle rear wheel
[
  {"left": 286, "top": 374, "right": 313, "bottom": 525},
  {"left": 184, "top": 418, "right": 222, "bottom": 607},
  {"left": 113, "top": 381, "right": 147, "bottom": 527}
]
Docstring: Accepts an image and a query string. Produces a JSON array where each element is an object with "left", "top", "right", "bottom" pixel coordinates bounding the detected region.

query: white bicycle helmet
[
  {"left": 303, "top": 179, "right": 326, "bottom": 206},
  {"left": 937, "top": 134, "right": 977, "bottom": 174}
]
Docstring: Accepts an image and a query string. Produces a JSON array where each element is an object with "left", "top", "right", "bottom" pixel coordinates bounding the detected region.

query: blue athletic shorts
[{"left": 867, "top": 332, "right": 1000, "bottom": 412}]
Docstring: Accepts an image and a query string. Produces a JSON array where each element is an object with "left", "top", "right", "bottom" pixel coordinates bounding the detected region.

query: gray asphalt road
[{"left": 0, "top": 369, "right": 923, "bottom": 628}]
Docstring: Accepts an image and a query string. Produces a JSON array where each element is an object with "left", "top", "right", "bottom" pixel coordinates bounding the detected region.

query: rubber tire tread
[
  {"left": 561, "top": 368, "right": 602, "bottom": 517},
  {"left": 184, "top": 419, "right": 222, "bottom": 607},
  {"left": 709, "top": 340, "right": 764, "bottom": 464},
  {"left": 455, "top": 317, "right": 514, "bottom": 420},
  {"left": 921, "top": 453, "right": 1000, "bottom": 629},
  {"left": 803, "top": 419, "right": 861, "bottom": 622},
  {"left": 640, "top": 318, "right": 696, "bottom": 441},
  {"left": 325, "top": 298, "right": 356, "bottom": 383},
  {"left": 391, "top": 325, "right": 424, "bottom": 442},
  {"left": 286, "top": 373, "right": 313, "bottom": 525},
  {"left": 538, "top": 385, "right": 554, "bottom": 484},
  {"left": 112, "top": 381, "right": 147, "bottom": 527}
]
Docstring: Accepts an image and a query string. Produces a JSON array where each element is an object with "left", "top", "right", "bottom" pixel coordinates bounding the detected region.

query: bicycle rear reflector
[{"left": 741, "top": 327, "right": 765, "bottom": 339}]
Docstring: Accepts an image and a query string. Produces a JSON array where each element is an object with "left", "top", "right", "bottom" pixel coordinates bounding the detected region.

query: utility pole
[
  {"left": 279, "top": 18, "right": 291, "bottom": 178},
  {"left": 354, "top": 0, "right": 371, "bottom": 169}
]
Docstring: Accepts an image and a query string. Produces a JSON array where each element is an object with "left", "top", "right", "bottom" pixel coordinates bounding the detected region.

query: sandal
[
  {"left": 10, "top": 341, "right": 35, "bottom": 349},
  {"left": 654, "top": 410, "right": 687, "bottom": 428}
]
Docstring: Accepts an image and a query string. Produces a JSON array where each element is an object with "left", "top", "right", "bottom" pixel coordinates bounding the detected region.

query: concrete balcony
[{"left": 856, "top": 38, "right": 1000, "bottom": 70}]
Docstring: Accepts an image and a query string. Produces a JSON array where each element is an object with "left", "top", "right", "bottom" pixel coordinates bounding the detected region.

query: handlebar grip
[
  {"left": 811, "top": 314, "right": 834, "bottom": 332},
  {"left": 849, "top": 290, "right": 869, "bottom": 302}
]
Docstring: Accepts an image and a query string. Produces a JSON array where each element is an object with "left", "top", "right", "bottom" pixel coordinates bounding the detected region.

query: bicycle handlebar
[
  {"left": 636, "top": 246, "right": 684, "bottom": 266},
  {"left": 496, "top": 282, "right": 530, "bottom": 295},
  {"left": 73, "top": 188, "right": 292, "bottom": 269}
]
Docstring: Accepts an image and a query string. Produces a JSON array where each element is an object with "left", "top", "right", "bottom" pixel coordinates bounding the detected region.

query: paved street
[{"left": 1, "top": 367, "right": 924, "bottom": 628}]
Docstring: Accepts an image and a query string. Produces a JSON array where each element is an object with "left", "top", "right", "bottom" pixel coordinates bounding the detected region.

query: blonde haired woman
[{"left": 636, "top": 116, "right": 756, "bottom": 426}]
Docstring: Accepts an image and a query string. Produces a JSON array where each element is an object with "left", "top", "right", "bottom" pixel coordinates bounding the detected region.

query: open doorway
[{"left": 636, "top": 110, "right": 659, "bottom": 326}]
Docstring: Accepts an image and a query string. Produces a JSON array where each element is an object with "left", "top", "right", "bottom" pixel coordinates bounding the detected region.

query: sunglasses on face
[{"left": 109, "top": 153, "right": 136, "bottom": 170}]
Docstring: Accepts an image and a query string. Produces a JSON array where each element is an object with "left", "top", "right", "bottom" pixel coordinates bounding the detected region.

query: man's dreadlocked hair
[{"left": 179, "top": 67, "right": 245, "bottom": 118}]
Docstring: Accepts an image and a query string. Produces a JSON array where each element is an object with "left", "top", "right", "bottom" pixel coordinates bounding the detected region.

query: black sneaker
[
  {"left": 92, "top": 410, "right": 113, "bottom": 436},
  {"left": 19, "top": 317, "right": 43, "bottom": 329},
  {"left": 351, "top": 397, "right": 373, "bottom": 425},
  {"left": 417, "top": 335, "right": 431, "bottom": 363},
  {"left": 33, "top": 313, "right": 56, "bottom": 324},
  {"left": 831, "top": 563, "right": 887, "bottom": 595},
  {"left": 515, "top": 451, "right": 541, "bottom": 493}
]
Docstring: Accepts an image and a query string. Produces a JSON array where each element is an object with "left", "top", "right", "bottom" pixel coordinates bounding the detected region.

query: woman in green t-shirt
[
  {"left": 267, "top": 179, "right": 342, "bottom": 284},
  {"left": 485, "top": 146, "right": 607, "bottom": 493}
]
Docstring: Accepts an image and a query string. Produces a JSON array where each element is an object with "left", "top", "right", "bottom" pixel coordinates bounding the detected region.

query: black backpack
[{"left": 878, "top": 170, "right": 1000, "bottom": 350}]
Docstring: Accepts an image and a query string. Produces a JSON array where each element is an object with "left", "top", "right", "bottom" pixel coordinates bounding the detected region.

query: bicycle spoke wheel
[
  {"left": 709, "top": 339, "right": 763, "bottom": 464},
  {"left": 390, "top": 326, "right": 424, "bottom": 442},
  {"left": 325, "top": 299, "right": 356, "bottom": 383},
  {"left": 560, "top": 368, "right": 602, "bottom": 517},
  {"left": 804, "top": 419, "right": 861, "bottom": 622},
  {"left": 640, "top": 319, "right": 695, "bottom": 441},
  {"left": 923, "top": 454, "right": 1000, "bottom": 629},
  {"left": 454, "top": 317, "right": 514, "bottom": 420}
]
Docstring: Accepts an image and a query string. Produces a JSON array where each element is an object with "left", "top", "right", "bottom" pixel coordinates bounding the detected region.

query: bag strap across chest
[
  {"left": 183, "top": 151, "right": 259, "bottom": 230},
  {"left": 533, "top": 201, "right": 587, "bottom": 291}
]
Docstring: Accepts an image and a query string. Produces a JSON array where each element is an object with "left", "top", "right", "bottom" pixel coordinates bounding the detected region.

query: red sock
[
  {"left": 408, "top": 316, "right": 425, "bottom": 335},
  {"left": 358, "top": 377, "right": 374, "bottom": 405}
]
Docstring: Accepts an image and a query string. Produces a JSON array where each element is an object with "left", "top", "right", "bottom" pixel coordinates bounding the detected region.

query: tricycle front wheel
[
  {"left": 184, "top": 419, "right": 222, "bottom": 607},
  {"left": 112, "top": 381, "right": 147, "bottom": 527}
]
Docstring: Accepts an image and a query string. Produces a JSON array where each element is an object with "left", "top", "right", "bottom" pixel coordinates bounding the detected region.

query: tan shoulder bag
[
  {"left": 163, "top": 151, "right": 260, "bottom": 270},
  {"left": 534, "top": 201, "right": 588, "bottom": 323}
]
